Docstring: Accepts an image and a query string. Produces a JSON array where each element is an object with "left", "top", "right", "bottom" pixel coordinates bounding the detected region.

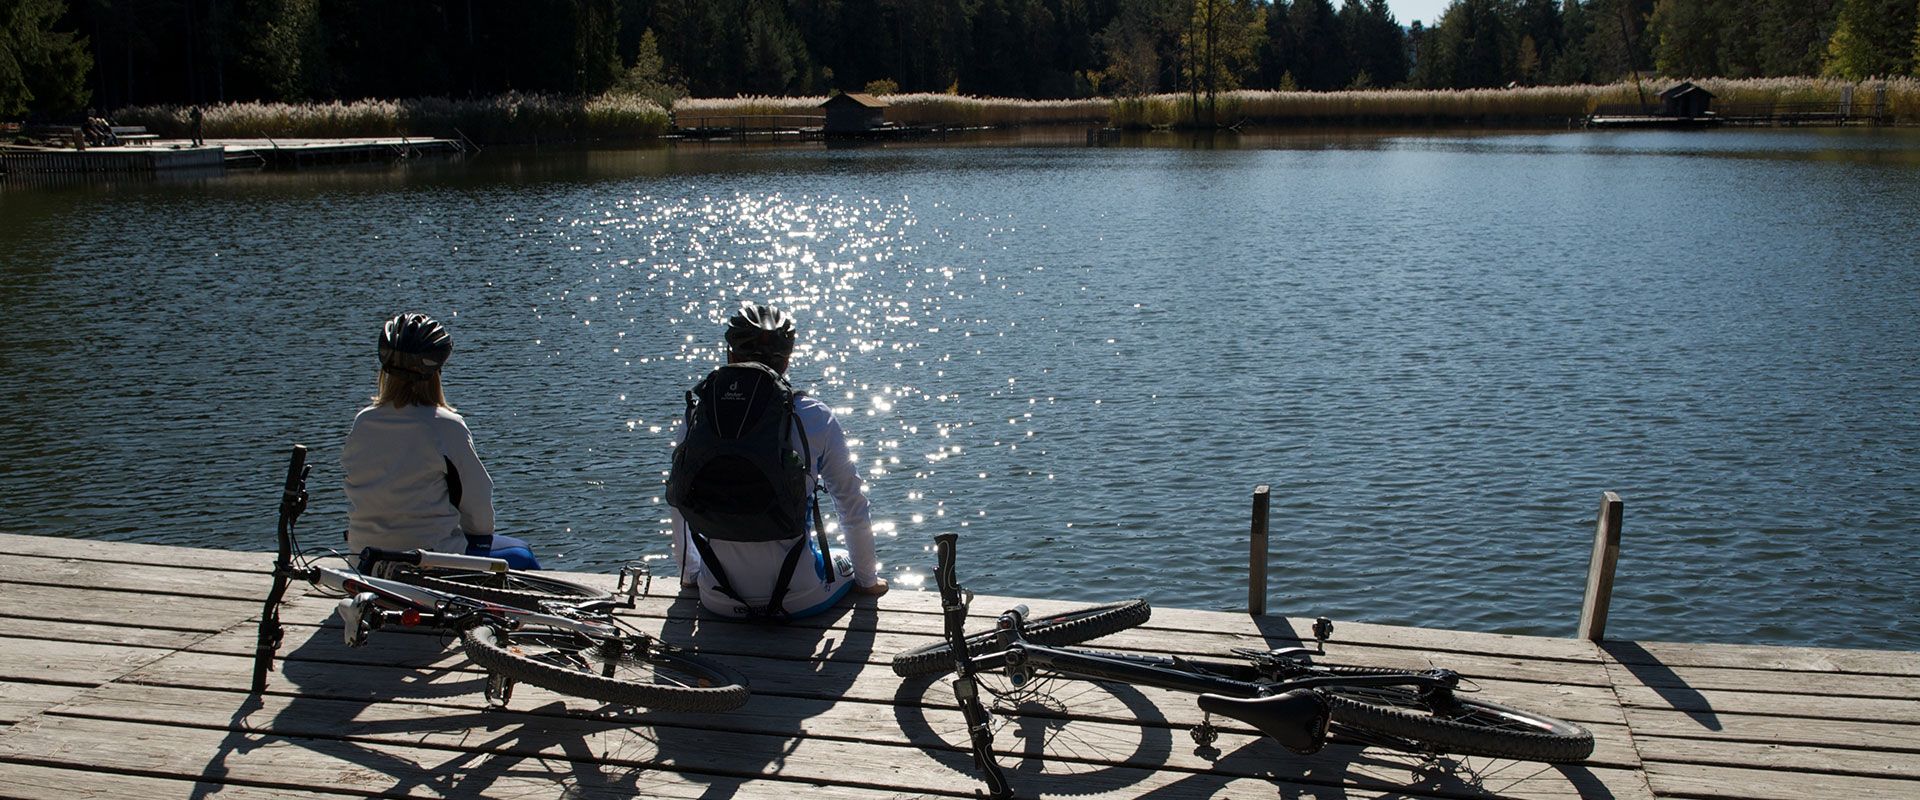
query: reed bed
[
  {"left": 675, "top": 93, "right": 1108, "bottom": 127},
  {"left": 107, "top": 78, "right": 1917, "bottom": 145},
  {"left": 114, "top": 93, "right": 671, "bottom": 143}
]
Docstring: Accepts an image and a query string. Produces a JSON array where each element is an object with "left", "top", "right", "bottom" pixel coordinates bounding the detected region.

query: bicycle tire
[
  {"left": 892, "top": 599, "right": 1151, "bottom": 678},
  {"left": 393, "top": 568, "right": 613, "bottom": 610},
  {"left": 1324, "top": 685, "right": 1594, "bottom": 763},
  {"left": 462, "top": 626, "right": 749, "bottom": 712}
]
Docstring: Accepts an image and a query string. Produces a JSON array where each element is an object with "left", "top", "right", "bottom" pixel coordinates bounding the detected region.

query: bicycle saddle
[{"left": 1198, "top": 690, "right": 1330, "bottom": 754}]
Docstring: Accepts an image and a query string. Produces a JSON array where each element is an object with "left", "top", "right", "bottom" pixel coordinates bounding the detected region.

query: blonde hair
[{"left": 373, "top": 370, "right": 450, "bottom": 409}]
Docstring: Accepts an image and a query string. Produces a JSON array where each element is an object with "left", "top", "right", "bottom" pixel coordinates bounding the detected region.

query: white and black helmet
[
  {"left": 725, "top": 303, "right": 796, "bottom": 362},
  {"left": 378, "top": 312, "right": 452, "bottom": 380}
]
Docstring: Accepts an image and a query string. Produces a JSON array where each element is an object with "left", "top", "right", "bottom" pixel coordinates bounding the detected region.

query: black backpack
[{"left": 665, "top": 362, "right": 833, "bottom": 617}]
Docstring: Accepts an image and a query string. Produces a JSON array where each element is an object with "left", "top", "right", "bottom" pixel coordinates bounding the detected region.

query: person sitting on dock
[
  {"left": 667, "top": 303, "right": 888, "bottom": 619},
  {"left": 342, "top": 313, "right": 540, "bottom": 569}
]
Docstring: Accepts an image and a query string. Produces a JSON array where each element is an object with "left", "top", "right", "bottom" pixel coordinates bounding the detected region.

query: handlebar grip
[
  {"left": 281, "top": 445, "right": 307, "bottom": 494},
  {"left": 934, "top": 534, "right": 959, "bottom": 597}
]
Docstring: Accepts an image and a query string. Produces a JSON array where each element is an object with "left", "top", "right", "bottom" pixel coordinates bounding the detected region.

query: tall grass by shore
[
  {"left": 115, "top": 92, "right": 672, "bottom": 143},
  {"left": 652, "top": 76, "right": 1920, "bottom": 129},
  {"left": 111, "top": 77, "right": 1917, "bottom": 145}
]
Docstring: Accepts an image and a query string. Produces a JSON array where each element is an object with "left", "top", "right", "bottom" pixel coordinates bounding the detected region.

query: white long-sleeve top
[
  {"left": 343, "top": 403, "right": 494, "bottom": 555},
  {"left": 671, "top": 392, "right": 879, "bottom": 616}
]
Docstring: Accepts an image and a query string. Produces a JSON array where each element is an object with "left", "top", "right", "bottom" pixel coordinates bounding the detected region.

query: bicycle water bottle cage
[{"left": 337, "top": 592, "right": 380, "bottom": 647}]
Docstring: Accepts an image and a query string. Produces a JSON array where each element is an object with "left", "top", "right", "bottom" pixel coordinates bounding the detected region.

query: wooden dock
[
  {"left": 2, "top": 137, "right": 463, "bottom": 176},
  {"left": 0, "top": 531, "right": 1914, "bottom": 799}
]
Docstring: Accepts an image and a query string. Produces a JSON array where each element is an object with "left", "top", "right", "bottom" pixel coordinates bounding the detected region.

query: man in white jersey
[{"left": 670, "top": 304, "right": 888, "bottom": 618}]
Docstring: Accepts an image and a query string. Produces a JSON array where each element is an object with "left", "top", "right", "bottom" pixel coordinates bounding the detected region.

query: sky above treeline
[{"left": 1389, "top": 0, "right": 1451, "bottom": 27}]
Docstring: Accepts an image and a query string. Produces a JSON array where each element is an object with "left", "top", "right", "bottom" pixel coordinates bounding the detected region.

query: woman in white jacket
[{"left": 342, "top": 313, "right": 539, "bottom": 569}]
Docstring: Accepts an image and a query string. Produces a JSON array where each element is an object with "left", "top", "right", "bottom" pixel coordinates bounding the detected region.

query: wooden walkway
[{"left": 0, "top": 532, "right": 1913, "bottom": 799}]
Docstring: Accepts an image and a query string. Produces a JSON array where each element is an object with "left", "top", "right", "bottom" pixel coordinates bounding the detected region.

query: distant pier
[{"left": 1, "top": 136, "right": 466, "bottom": 177}]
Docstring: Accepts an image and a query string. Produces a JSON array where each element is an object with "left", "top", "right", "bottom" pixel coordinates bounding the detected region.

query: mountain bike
[
  {"left": 251, "top": 444, "right": 748, "bottom": 712},
  {"left": 895, "top": 533, "right": 1593, "bottom": 798}
]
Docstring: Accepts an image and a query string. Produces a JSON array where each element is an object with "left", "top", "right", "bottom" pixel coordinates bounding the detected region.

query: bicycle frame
[
  {"left": 251, "top": 444, "right": 641, "bottom": 694},
  {"left": 973, "top": 633, "right": 1459, "bottom": 702},
  {"left": 926, "top": 532, "right": 1490, "bottom": 798}
]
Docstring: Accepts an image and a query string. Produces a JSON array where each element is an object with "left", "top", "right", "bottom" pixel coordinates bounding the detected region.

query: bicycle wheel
[
  {"left": 393, "top": 568, "right": 613, "bottom": 610},
  {"left": 892, "top": 599, "right": 1151, "bottom": 678},
  {"left": 462, "top": 626, "right": 749, "bottom": 712},
  {"left": 1324, "top": 685, "right": 1594, "bottom": 763}
]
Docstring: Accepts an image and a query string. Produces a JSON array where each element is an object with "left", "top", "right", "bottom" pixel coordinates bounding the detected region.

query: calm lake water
[{"left": 3, "top": 127, "right": 1916, "bottom": 650}]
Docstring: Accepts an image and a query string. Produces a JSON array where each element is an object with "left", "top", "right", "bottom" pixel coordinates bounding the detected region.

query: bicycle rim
[
  {"left": 892, "top": 599, "right": 1151, "bottom": 678},
  {"left": 1324, "top": 686, "right": 1594, "bottom": 763},
  {"left": 396, "top": 568, "right": 613, "bottom": 610},
  {"left": 462, "top": 626, "right": 749, "bottom": 712}
]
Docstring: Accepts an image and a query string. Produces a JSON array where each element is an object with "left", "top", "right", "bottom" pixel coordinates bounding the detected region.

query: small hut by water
[
  {"left": 1659, "top": 82, "right": 1714, "bottom": 118},
  {"left": 823, "top": 93, "right": 888, "bottom": 133}
]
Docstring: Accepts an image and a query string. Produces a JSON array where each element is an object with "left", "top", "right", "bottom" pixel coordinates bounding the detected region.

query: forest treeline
[{"left": 4, "top": 0, "right": 1919, "bottom": 118}]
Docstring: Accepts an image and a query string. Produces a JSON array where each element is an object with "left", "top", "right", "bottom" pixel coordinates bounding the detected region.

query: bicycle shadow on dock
[
  {"left": 890, "top": 671, "right": 1176, "bottom": 796},
  {"left": 200, "top": 619, "right": 659, "bottom": 799}
]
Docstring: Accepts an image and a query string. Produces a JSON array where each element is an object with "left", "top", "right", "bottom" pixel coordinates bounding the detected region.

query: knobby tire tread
[
  {"left": 462, "top": 626, "right": 749, "bottom": 712},
  {"left": 892, "top": 599, "right": 1151, "bottom": 677},
  {"left": 1325, "top": 687, "right": 1594, "bottom": 763}
]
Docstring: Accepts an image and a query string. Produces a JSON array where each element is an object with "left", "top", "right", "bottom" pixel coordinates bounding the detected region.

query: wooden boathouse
[
  {"left": 0, "top": 530, "right": 1914, "bottom": 799},
  {"left": 1588, "top": 81, "right": 1892, "bottom": 128}
]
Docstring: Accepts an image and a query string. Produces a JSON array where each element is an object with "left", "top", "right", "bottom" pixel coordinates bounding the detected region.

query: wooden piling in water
[
  {"left": 1249, "top": 484, "right": 1270, "bottom": 615},
  {"left": 1578, "top": 491, "right": 1623, "bottom": 641}
]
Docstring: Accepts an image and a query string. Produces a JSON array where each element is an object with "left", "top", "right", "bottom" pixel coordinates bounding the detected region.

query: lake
[{"left": 3, "top": 126, "right": 1916, "bottom": 650}]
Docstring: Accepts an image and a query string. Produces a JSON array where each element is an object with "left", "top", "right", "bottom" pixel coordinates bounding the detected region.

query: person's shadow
[{"left": 645, "top": 589, "right": 881, "bottom": 797}]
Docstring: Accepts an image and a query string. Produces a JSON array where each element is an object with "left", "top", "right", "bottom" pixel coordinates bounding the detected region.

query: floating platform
[{"left": 0, "top": 532, "right": 1914, "bottom": 799}]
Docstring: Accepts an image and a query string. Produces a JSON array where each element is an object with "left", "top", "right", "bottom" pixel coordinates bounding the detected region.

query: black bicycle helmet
[
  {"left": 378, "top": 312, "right": 452, "bottom": 380},
  {"left": 725, "top": 303, "right": 797, "bottom": 362}
]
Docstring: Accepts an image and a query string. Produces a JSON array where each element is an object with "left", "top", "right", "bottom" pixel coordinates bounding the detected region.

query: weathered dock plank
[{"left": 0, "top": 532, "right": 1913, "bottom": 799}]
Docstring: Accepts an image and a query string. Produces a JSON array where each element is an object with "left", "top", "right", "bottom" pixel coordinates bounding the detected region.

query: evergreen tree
[
  {"left": 1513, "top": 0, "right": 1563, "bottom": 83},
  {"left": 1649, "top": 0, "right": 1721, "bottom": 77},
  {"left": 1422, "top": 0, "right": 1512, "bottom": 89},
  {"left": 1339, "top": 0, "right": 1407, "bottom": 89},
  {"left": 1258, "top": 0, "right": 1294, "bottom": 89},
  {"left": 617, "top": 28, "right": 686, "bottom": 108},
  {"left": 1290, "top": 0, "right": 1342, "bottom": 90},
  {"left": 1, "top": 0, "right": 93, "bottom": 116}
]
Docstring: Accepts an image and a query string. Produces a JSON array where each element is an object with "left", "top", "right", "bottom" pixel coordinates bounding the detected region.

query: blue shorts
[{"left": 465, "top": 533, "right": 541, "bottom": 570}]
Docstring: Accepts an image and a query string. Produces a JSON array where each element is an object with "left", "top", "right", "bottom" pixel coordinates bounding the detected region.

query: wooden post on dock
[
  {"left": 1577, "top": 492, "right": 1623, "bottom": 641},
  {"left": 1249, "top": 485, "right": 1270, "bottom": 615}
]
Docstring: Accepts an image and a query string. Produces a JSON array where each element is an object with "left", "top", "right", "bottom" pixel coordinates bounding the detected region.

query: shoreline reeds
[{"left": 110, "top": 77, "right": 1918, "bottom": 145}]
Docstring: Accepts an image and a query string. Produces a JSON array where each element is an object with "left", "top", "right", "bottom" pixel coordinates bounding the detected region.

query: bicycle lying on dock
[
  {"left": 251, "top": 444, "right": 748, "bottom": 712},
  {"left": 895, "top": 533, "right": 1593, "bottom": 798}
]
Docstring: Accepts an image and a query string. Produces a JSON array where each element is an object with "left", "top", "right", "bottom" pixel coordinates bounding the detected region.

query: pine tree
[{"left": 0, "top": 0, "right": 95, "bottom": 115}]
